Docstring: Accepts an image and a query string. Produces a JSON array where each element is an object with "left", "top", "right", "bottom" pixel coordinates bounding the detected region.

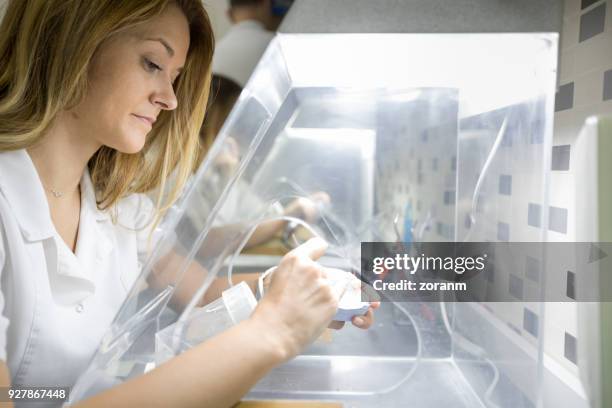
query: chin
[{"left": 111, "top": 132, "right": 147, "bottom": 154}]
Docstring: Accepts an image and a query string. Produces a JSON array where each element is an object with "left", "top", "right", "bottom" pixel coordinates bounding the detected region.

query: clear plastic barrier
[{"left": 71, "top": 33, "right": 558, "bottom": 407}]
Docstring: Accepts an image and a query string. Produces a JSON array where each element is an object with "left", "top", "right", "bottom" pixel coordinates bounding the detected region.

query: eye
[{"left": 143, "top": 57, "right": 163, "bottom": 73}]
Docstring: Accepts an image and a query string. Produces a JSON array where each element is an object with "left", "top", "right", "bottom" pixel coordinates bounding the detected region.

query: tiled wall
[
  {"left": 546, "top": 0, "right": 612, "bottom": 376},
  {"left": 374, "top": 0, "right": 612, "bottom": 392}
]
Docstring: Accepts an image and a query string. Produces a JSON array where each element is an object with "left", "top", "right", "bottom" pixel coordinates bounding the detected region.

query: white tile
[
  {"left": 561, "top": 15, "right": 580, "bottom": 50},
  {"left": 554, "top": 109, "right": 584, "bottom": 143},
  {"left": 574, "top": 70, "right": 605, "bottom": 108},
  {"left": 544, "top": 302, "right": 578, "bottom": 333},
  {"left": 574, "top": 30, "right": 612, "bottom": 74},
  {"left": 564, "top": 0, "right": 581, "bottom": 19},
  {"left": 572, "top": 102, "right": 612, "bottom": 126},
  {"left": 559, "top": 48, "right": 578, "bottom": 83},
  {"left": 553, "top": 109, "right": 581, "bottom": 144}
]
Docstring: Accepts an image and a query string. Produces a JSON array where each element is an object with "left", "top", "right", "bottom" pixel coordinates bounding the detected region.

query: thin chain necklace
[
  {"left": 41, "top": 182, "right": 75, "bottom": 199},
  {"left": 49, "top": 188, "right": 64, "bottom": 198}
]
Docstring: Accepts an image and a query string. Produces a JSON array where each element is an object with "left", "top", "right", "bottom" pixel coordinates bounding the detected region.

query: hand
[
  {"left": 213, "top": 137, "right": 240, "bottom": 177},
  {"left": 283, "top": 192, "right": 331, "bottom": 223},
  {"left": 328, "top": 278, "right": 380, "bottom": 330},
  {"left": 250, "top": 238, "right": 339, "bottom": 361},
  {"left": 258, "top": 247, "right": 380, "bottom": 333}
]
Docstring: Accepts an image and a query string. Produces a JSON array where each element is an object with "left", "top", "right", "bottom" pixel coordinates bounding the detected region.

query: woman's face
[{"left": 70, "top": 4, "right": 190, "bottom": 154}]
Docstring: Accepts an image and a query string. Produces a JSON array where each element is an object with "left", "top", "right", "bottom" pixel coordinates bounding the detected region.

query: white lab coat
[
  {"left": 0, "top": 149, "right": 154, "bottom": 403},
  {"left": 212, "top": 20, "right": 274, "bottom": 87}
]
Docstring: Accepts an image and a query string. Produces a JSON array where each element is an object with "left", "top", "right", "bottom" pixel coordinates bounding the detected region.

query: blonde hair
[{"left": 0, "top": 0, "right": 214, "bottom": 225}]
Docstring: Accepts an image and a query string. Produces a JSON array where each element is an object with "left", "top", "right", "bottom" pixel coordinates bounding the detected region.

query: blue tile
[
  {"left": 499, "top": 175, "right": 512, "bottom": 195},
  {"left": 528, "top": 203, "right": 542, "bottom": 228},
  {"left": 509, "top": 275, "right": 524, "bottom": 300},
  {"left": 604, "top": 69, "right": 612, "bottom": 101},
  {"left": 567, "top": 271, "right": 576, "bottom": 300},
  {"left": 555, "top": 83, "right": 574, "bottom": 112},
  {"left": 580, "top": 3, "right": 606, "bottom": 42},
  {"left": 564, "top": 332, "right": 577, "bottom": 364},
  {"left": 523, "top": 308, "right": 539, "bottom": 338},
  {"left": 552, "top": 145, "right": 571, "bottom": 171},
  {"left": 497, "top": 222, "right": 510, "bottom": 241},
  {"left": 549, "top": 206, "right": 568, "bottom": 234},
  {"left": 525, "top": 256, "right": 541, "bottom": 283},
  {"left": 444, "top": 191, "right": 456, "bottom": 205}
]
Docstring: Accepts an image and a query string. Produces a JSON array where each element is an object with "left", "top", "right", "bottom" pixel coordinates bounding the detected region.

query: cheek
[
  {"left": 80, "top": 53, "right": 153, "bottom": 151},
  {"left": 89, "top": 76, "right": 147, "bottom": 131}
]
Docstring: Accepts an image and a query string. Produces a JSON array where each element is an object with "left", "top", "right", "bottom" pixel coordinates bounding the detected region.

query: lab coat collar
[
  {"left": 79, "top": 163, "right": 111, "bottom": 223},
  {"left": 0, "top": 149, "right": 56, "bottom": 241},
  {"left": 0, "top": 149, "right": 110, "bottom": 242},
  {"left": 49, "top": 169, "right": 114, "bottom": 305}
]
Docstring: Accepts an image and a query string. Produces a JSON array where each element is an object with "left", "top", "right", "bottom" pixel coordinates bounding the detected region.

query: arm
[
  {"left": 149, "top": 248, "right": 377, "bottom": 329},
  {"left": 0, "top": 362, "right": 13, "bottom": 408},
  {"left": 242, "top": 192, "right": 331, "bottom": 250},
  {"left": 74, "top": 317, "right": 286, "bottom": 408},
  {"left": 146, "top": 247, "right": 259, "bottom": 308},
  {"left": 77, "top": 238, "right": 338, "bottom": 408}
]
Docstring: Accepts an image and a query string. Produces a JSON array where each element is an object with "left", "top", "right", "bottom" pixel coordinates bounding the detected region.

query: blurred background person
[
  {"left": 185, "top": 74, "right": 330, "bottom": 253},
  {"left": 212, "top": 0, "right": 294, "bottom": 88}
]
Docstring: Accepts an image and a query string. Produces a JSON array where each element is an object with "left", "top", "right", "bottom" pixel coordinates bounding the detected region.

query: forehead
[{"left": 130, "top": 4, "right": 191, "bottom": 59}]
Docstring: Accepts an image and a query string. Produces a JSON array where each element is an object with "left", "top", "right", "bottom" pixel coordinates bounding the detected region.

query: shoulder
[{"left": 112, "top": 193, "right": 156, "bottom": 230}]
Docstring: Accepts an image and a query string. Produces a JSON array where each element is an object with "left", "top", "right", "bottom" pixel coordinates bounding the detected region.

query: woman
[{"left": 0, "top": 1, "right": 377, "bottom": 407}]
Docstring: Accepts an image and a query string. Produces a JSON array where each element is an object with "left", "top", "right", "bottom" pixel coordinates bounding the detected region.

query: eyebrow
[
  {"left": 145, "top": 37, "right": 184, "bottom": 75},
  {"left": 146, "top": 37, "right": 175, "bottom": 57}
]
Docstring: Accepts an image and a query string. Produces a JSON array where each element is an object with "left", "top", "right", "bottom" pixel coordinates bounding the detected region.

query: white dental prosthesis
[{"left": 257, "top": 266, "right": 370, "bottom": 322}]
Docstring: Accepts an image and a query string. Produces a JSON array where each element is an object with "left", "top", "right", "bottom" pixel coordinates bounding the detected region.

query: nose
[{"left": 151, "top": 81, "right": 178, "bottom": 111}]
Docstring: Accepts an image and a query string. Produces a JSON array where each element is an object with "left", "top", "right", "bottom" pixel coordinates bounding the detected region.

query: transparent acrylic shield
[{"left": 71, "top": 33, "right": 558, "bottom": 407}]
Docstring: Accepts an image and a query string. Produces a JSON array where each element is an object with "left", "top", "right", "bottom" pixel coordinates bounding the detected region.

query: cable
[
  {"left": 441, "top": 301, "right": 501, "bottom": 408},
  {"left": 439, "top": 115, "right": 510, "bottom": 407},
  {"left": 226, "top": 214, "right": 322, "bottom": 288},
  {"left": 464, "top": 115, "right": 509, "bottom": 242}
]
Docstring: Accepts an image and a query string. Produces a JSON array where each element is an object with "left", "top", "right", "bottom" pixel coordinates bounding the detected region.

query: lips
[{"left": 132, "top": 114, "right": 156, "bottom": 127}]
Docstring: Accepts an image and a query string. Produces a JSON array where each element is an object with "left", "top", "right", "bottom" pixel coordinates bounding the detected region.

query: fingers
[
  {"left": 352, "top": 308, "right": 375, "bottom": 329},
  {"left": 310, "top": 191, "right": 330, "bottom": 205},
  {"left": 288, "top": 237, "right": 328, "bottom": 262},
  {"left": 328, "top": 320, "right": 345, "bottom": 330}
]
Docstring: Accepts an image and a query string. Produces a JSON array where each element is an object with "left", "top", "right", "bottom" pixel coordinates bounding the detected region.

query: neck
[{"left": 27, "top": 111, "right": 101, "bottom": 196}]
